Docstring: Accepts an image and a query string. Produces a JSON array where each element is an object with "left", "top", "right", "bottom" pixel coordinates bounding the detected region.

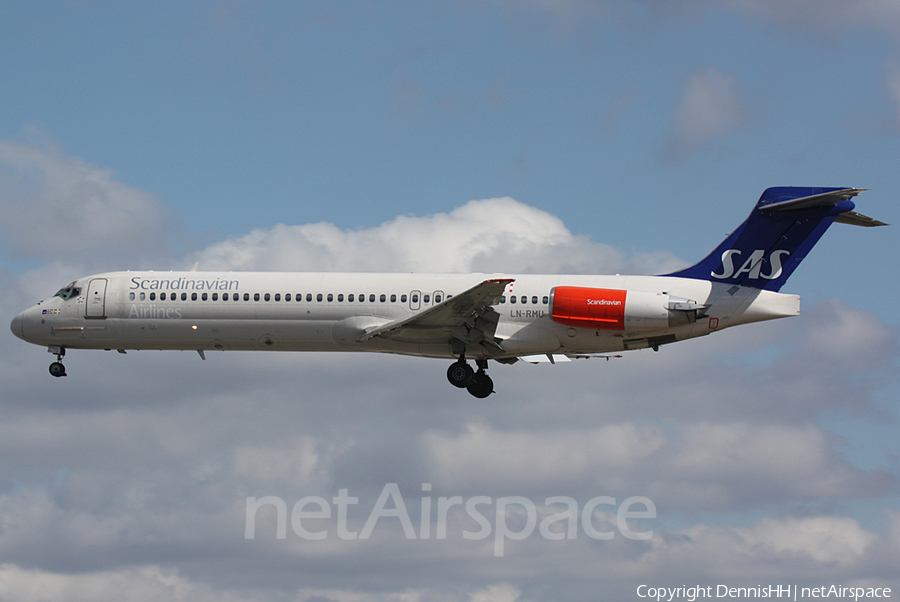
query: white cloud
[
  {"left": 517, "top": 1, "right": 900, "bottom": 38},
  {"left": 738, "top": 516, "right": 877, "bottom": 565},
  {"left": 886, "top": 62, "right": 900, "bottom": 128},
  {"left": 0, "top": 564, "right": 251, "bottom": 602},
  {"left": 785, "top": 299, "right": 898, "bottom": 374},
  {"left": 422, "top": 422, "right": 665, "bottom": 492},
  {"left": 646, "top": 514, "right": 884, "bottom": 582},
  {"left": 469, "top": 584, "right": 521, "bottom": 602},
  {"left": 728, "top": 0, "right": 900, "bottom": 36},
  {"left": 0, "top": 146, "right": 897, "bottom": 601},
  {"left": 665, "top": 67, "right": 747, "bottom": 157},
  {"left": 233, "top": 438, "right": 321, "bottom": 485},
  {"left": 0, "top": 132, "right": 172, "bottom": 266},
  {"left": 195, "top": 196, "right": 682, "bottom": 275},
  {"left": 418, "top": 417, "right": 888, "bottom": 509}
]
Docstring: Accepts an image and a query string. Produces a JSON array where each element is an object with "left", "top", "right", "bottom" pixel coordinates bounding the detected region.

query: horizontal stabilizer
[
  {"left": 834, "top": 210, "right": 888, "bottom": 227},
  {"left": 759, "top": 188, "right": 865, "bottom": 212},
  {"left": 760, "top": 187, "right": 886, "bottom": 227}
]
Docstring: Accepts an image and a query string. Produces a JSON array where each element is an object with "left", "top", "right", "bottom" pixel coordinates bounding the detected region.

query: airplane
[{"left": 10, "top": 187, "right": 886, "bottom": 398}]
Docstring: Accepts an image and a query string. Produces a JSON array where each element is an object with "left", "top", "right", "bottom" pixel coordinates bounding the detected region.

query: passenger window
[
  {"left": 222, "top": 293, "right": 229, "bottom": 301},
  {"left": 253, "top": 293, "right": 260, "bottom": 301},
  {"left": 244, "top": 293, "right": 250, "bottom": 301},
  {"left": 150, "top": 292, "right": 156, "bottom": 301},
  {"left": 510, "top": 296, "right": 516, "bottom": 304},
  {"left": 264, "top": 293, "right": 270, "bottom": 301},
  {"left": 542, "top": 296, "right": 549, "bottom": 304},
  {"left": 359, "top": 293, "right": 365, "bottom": 302},
  {"left": 129, "top": 292, "right": 135, "bottom": 301},
  {"left": 212, "top": 293, "right": 218, "bottom": 301},
  {"left": 161, "top": 292, "right": 168, "bottom": 301},
  {"left": 390, "top": 294, "right": 397, "bottom": 302},
  {"left": 327, "top": 293, "right": 333, "bottom": 302},
  {"left": 285, "top": 294, "right": 291, "bottom": 301},
  {"left": 520, "top": 296, "right": 527, "bottom": 304},
  {"left": 348, "top": 294, "right": 354, "bottom": 302},
  {"left": 202, "top": 293, "right": 208, "bottom": 301},
  {"left": 500, "top": 296, "right": 506, "bottom": 303},
  {"left": 140, "top": 292, "right": 146, "bottom": 301},
  {"left": 412, "top": 294, "right": 419, "bottom": 303},
  {"left": 193, "top": 293, "right": 199, "bottom": 301},
  {"left": 307, "top": 293, "right": 313, "bottom": 302},
  {"left": 435, "top": 294, "right": 442, "bottom": 303},
  {"left": 182, "top": 293, "right": 188, "bottom": 301},
  {"left": 337, "top": 294, "right": 343, "bottom": 302},
  {"left": 369, "top": 294, "right": 375, "bottom": 302},
  {"left": 401, "top": 294, "right": 407, "bottom": 303},
  {"left": 380, "top": 294, "right": 386, "bottom": 302},
  {"left": 274, "top": 293, "right": 281, "bottom": 301},
  {"left": 532, "top": 296, "right": 538, "bottom": 304},
  {"left": 424, "top": 294, "right": 430, "bottom": 304}
]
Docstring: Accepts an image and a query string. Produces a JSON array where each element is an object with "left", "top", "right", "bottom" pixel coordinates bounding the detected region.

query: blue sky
[
  {"left": 1, "top": 2, "right": 899, "bottom": 601},
  {"left": 3, "top": 2, "right": 897, "bottom": 308},
  {"left": 2, "top": 2, "right": 896, "bottom": 238}
]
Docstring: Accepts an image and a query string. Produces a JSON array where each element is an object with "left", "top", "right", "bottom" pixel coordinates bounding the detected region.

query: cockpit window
[{"left": 54, "top": 282, "right": 82, "bottom": 301}]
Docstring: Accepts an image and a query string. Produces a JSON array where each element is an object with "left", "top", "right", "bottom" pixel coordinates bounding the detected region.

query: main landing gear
[
  {"left": 446, "top": 356, "right": 494, "bottom": 398},
  {"left": 48, "top": 346, "right": 67, "bottom": 377}
]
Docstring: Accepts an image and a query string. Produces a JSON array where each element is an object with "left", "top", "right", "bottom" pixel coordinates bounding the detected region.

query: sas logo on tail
[{"left": 711, "top": 249, "right": 789, "bottom": 280}]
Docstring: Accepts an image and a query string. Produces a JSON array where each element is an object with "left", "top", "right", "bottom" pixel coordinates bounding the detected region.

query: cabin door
[{"left": 85, "top": 278, "right": 108, "bottom": 318}]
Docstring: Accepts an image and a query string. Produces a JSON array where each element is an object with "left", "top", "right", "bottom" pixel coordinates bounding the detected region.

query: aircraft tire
[
  {"left": 49, "top": 362, "right": 67, "bottom": 377},
  {"left": 466, "top": 372, "right": 493, "bottom": 398},
  {"left": 447, "top": 361, "right": 474, "bottom": 388}
]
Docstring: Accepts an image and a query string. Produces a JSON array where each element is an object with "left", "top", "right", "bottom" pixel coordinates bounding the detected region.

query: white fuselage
[{"left": 11, "top": 270, "right": 800, "bottom": 360}]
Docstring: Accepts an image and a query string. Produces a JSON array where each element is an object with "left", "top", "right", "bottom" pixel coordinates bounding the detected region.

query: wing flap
[{"left": 520, "top": 353, "right": 623, "bottom": 363}]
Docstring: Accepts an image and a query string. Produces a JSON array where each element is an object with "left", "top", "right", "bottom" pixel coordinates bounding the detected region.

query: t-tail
[{"left": 666, "top": 187, "right": 886, "bottom": 292}]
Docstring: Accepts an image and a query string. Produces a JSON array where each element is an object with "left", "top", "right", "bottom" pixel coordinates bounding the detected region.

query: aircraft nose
[{"left": 10, "top": 312, "right": 25, "bottom": 341}]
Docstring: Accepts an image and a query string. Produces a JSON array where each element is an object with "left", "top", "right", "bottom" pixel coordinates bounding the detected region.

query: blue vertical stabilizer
[{"left": 665, "top": 187, "right": 878, "bottom": 292}]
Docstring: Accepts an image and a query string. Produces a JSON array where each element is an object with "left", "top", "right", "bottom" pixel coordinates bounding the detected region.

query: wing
[
  {"left": 519, "top": 353, "right": 623, "bottom": 364},
  {"left": 357, "top": 278, "right": 513, "bottom": 351}
]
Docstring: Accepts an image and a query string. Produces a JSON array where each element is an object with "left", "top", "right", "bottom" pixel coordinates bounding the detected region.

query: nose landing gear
[
  {"left": 48, "top": 346, "right": 67, "bottom": 377},
  {"left": 447, "top": 356, "right": 494, "bottom": 398}
]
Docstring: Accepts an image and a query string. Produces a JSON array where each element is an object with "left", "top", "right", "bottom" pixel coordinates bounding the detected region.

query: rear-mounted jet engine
[{"left": 549, "top": 286, "right": 706, "bottom": 331}]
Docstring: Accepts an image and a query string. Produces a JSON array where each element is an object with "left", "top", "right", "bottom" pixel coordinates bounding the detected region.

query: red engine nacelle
[{"left": 550, "top": 286, "right": 671, "bottom": 332}]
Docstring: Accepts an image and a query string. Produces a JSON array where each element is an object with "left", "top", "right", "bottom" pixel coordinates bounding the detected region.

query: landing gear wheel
[
  {"left": 49, "top": 362, "right": 67, "bottom": 377},
  {"left": 466, "top": 371, "right": 494, "bottom": 398},
  {"left": 447, "top": 361, "right": 474, "bottom": 388}
]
